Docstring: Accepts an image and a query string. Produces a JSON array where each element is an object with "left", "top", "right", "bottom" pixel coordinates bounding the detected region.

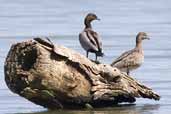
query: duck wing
[
  {"left": 111, "top": 49, "right": 136, "bottom": 66},
  {"left": 85, "top": 29, "right": 102, "bottom": 52}
]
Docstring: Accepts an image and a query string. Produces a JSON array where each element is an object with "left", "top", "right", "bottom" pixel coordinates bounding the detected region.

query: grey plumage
[{"left": 79, "top": 13, "right": 103, "bottom": 61}]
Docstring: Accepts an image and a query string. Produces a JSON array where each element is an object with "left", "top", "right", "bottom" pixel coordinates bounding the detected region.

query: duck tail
[{"left": 96, "top": 50, "right": 104, "bottom": 57}]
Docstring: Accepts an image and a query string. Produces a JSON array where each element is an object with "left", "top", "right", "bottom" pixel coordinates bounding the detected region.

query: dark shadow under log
[{"left": 4, "top": 38, "right": 160, "bottom": 109}]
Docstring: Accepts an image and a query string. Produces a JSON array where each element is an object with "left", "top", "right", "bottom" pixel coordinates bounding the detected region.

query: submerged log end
[{"left": 4, "top": 38, "right": 160, "bottom": 109}]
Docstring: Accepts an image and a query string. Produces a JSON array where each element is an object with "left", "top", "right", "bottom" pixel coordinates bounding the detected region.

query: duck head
[
  {"left": 84, "top": 13, "right": 100, "bottom": 28},
  {"left": 136, "top": 32, "right": 150, "bottom": 42},
  {"left": 136, "top": 32, "right": 150, "bottom": 47}
]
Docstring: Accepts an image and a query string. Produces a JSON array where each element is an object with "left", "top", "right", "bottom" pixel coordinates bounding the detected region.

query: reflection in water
[{"left": 18, "top": 104, "right": 160, "bottom": 114}]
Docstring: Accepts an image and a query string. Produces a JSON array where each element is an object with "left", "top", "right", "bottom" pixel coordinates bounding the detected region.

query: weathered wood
[{"left": 4, "top": 38, "right": 160, "bottom": 109}]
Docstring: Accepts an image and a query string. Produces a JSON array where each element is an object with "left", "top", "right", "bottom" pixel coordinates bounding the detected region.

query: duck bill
[
  {"left": 144, "top": 36, "right": 150, "bottom": 40},
  {"left": 96, "top": 18, "right": 100, "bottom": 21},
  {"left": 145, "top": 37, "right": 150, "bottom": 40}
]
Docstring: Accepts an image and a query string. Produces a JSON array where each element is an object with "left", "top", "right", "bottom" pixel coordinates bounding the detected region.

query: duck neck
[
  {"left": 84, "top": 19, "right": 92, "bottom": 29},
  {"left": 135, "top": 38, "right": 143, "bottom": 49}
]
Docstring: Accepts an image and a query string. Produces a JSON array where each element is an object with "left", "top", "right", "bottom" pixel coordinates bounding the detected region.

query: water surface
[{"left": 0, "top": 0, "right": 171, "bottom": 114}]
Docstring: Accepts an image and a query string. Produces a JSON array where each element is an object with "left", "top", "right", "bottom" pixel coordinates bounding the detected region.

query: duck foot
[{"left": 90, "top": 59, "right": 101, "bottom": 64}]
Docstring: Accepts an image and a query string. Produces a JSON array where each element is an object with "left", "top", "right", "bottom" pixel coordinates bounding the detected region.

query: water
[{"left": 0, "top": 0, "right": 171, "bottom": 114}]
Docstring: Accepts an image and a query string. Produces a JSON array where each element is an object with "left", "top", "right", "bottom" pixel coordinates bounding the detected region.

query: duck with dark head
[
  {"left": 79, "top": 13, "right": 104, "bottom": 62},
  {"left": 111, "top": 32, "right": 150, "bottom": 75}
]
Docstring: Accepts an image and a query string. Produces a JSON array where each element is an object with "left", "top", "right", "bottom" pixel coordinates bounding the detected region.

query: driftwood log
[{"left": 4, "top": 38, "right": 160, "bottom": 109}]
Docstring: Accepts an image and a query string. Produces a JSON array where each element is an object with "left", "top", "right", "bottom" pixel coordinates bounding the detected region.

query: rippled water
[{"left": 0, "top": 0, "right": 171, "bottom": 114}]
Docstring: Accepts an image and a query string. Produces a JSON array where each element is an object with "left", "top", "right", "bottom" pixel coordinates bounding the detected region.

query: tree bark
[{"left": 4, "top": 38, "right": 160, "bottom": 109}]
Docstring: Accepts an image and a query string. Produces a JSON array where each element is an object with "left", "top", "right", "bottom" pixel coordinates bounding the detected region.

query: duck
[
  {"left": 79, "top": 13, "right": 104, "bottom": 61},
  {"left": 111, "top": 32, "right": 150, "bottom": 75}
]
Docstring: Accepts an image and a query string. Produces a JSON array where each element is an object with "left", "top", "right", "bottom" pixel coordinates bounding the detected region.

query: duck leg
[
  {"left": 127, "top": 67, "right": 130, "bottom": 75},
  {"left": 86, "top": 51, "right": 89, "bottom": 58},
  {"left": 95, "top": 54, "right": 98, "bottom": 61}
]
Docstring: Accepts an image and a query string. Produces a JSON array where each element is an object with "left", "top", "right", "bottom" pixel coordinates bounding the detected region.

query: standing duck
[
  {"left": 111, "top": 32, "right": 150, "bottom": 75},
  {"left": 79, "top": 13, "right": 104, "bottom": 61}
]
